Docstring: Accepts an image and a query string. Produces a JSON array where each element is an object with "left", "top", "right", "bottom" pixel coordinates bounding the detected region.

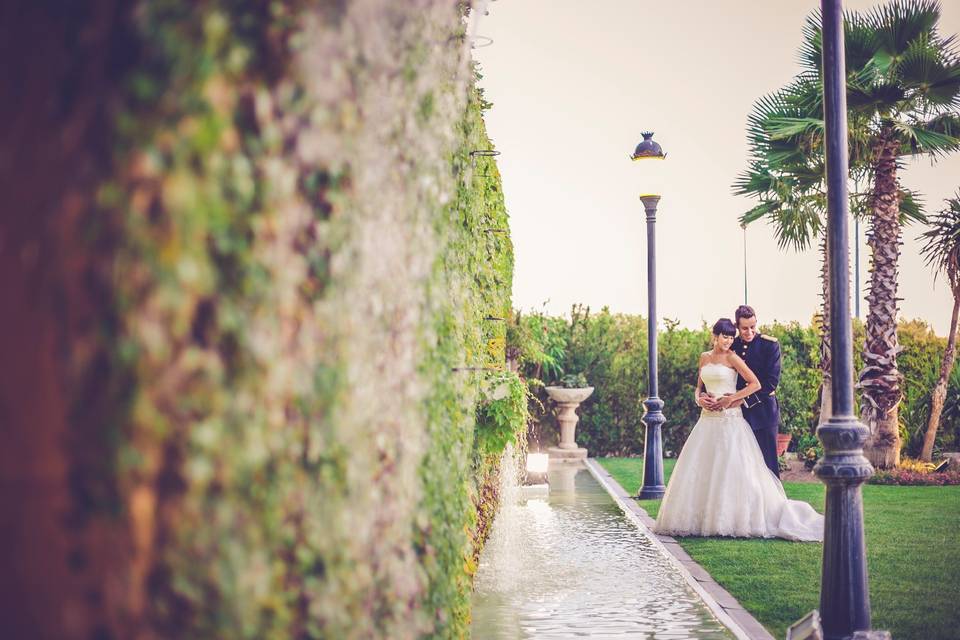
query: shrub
[
  {"left": 511, "top": 311, "right": 959, "bottom": 460},
  {"left": 765, "top": 322, "right": 821, "bottom": 439},
  {"left": 868, "top": 469, "right": 960, "bottom": 485},
  {"left": 898, "top": 320, "right": 952, "bottom": 456},
  {"left": 564, "top": 307, "right": 651, "bottom": 456},
  {"left": 897, "top": 457, "right": 938, "bottom": 474},
  {"left": 778, "top": 455, "right": 790, "bottom": 472},
  {"left": 555, "top": 372, "right": 589, "bottom": 389},
  {"left": 796, "top": 432, "right": 824, "bottom": 469}
]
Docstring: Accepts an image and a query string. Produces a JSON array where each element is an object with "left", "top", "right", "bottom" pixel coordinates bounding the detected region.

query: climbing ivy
[
  {"left": 417, "top": 76, "right": 522, "bottom": 636},
  {"left": 50, "top": 2, "right": 521, "bottom": 638},
  {"left": 476, "top": 372, "right": 530, "bottom": 459}
]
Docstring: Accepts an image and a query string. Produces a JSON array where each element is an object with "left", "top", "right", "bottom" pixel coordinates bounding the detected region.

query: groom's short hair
[{"left": 735, "top": 305, "right": 756, "bottom": 323}]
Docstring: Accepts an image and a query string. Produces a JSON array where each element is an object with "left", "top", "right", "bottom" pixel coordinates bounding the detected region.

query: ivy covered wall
[{"left": 0, "top": 2, "right": 518, "bottom": 638}]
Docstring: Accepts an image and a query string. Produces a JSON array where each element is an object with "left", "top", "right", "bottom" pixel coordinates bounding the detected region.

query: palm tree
[
  {"left": 735, "top": 85, "right": 833, "bottom": 424},
  {"left": 763, "top": 0, "right": 960, "bottom": 468},
  {"left": 734, "top": 85, "right": 920, "bottom": 427},
  {"left": 918, "top": 192, "right": 960, "bottom": 461}
]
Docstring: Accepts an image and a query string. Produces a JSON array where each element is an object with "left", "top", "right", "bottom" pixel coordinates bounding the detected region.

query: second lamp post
[{"left": 632, "top": 131, "right": 667, "bottom": 500}]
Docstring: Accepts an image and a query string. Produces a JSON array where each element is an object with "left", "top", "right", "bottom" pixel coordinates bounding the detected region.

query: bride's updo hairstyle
[{"left": 712, "top": 318, "right": 737, "bottom": 337}]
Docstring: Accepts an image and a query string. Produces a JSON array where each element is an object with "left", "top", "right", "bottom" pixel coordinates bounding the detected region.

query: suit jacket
[{"left": 732, "top": 333, "right": 781, "bottom": 432}]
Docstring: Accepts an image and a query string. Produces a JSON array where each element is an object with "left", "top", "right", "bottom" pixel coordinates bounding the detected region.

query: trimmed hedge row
[{"left": 516, "top": 308, "right": 959, "bottom": 459}]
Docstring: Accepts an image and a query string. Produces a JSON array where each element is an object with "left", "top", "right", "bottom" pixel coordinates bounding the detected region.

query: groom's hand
[
  {"left": 716, "top": 394, "right": 735, "bottom": 409},
  {"left": 697, "top": 392, "right": 718, "bottom": 410}
]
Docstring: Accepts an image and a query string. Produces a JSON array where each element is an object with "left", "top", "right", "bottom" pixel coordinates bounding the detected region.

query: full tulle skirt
[{"left": 654, "top": 409, "right": 823, "bottom": 542}]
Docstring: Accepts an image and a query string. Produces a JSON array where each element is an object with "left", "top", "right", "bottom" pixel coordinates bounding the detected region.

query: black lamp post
[
  {"left": 632, "top": 132, "right": 666, "bottom": 500},
  {"left": 812, "top": 1, "right": 878, "bottom": 638}
]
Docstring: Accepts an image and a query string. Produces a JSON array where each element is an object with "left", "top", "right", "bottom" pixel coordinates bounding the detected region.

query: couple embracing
[{"left": 654, "top": 305, "right": 824, "bottom": 542}]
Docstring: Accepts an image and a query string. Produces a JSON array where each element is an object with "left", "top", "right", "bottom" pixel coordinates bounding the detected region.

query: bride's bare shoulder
[{"left": 724, "top": 351, "right": 747, "bottom": 367}]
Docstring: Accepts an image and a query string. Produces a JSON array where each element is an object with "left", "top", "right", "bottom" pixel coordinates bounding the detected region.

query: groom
[{"left": 701, "top": 305, "right": 783, "bottom": 478}]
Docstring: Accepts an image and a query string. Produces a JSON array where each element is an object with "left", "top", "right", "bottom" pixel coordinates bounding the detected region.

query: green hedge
[
  {"left": 417, "top": 77, "right": 520, "bottom": 636},
  {"left": 515, "top": 309, "right": 959, "bottom": 458},
  {"left": 897, "top": 320, "right": 960, "bottom": 458},
  {"left": 3, "top": 2, "right": 520, "bottom": 638}
]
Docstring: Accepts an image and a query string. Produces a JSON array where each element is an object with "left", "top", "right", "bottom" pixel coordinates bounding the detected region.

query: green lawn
[{"left": 598, "top": 457, "right": 960, "bottom": 640}]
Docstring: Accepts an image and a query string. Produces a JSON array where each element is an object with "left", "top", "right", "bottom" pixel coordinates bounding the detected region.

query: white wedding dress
[{"left": 654, "top": 363, "right": 824, "bottom": 542}]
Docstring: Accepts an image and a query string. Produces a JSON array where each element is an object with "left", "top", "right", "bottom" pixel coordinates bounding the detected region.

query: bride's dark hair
[{"left": 712, "top": 318, "right": 736, "bottom": 337}]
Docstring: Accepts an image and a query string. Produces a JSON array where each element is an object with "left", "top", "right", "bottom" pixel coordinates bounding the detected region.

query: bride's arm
[
  {"left": 695, "top": 371, "right": 711, "bottom": 408},
  {"left": 718, "top": 354, "right": 761, "bottom": 407},
  {"left": 694, "top": 355, "right": 706, "bottom": 406},
  {"left": 695, "top": 353, "right": 719, "bottom": 409}
]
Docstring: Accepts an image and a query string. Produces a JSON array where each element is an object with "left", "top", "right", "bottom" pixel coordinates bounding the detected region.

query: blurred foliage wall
[
  {"left": 0, "top": 1, "right": 520, "bottom": 638},
  {"left": 512, "top": 308, "right": 960, "bottom": 459}
]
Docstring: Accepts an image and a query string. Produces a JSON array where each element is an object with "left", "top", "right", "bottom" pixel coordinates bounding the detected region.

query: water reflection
[{"left": 472, "top": 465, "right": 734, "bottom": 639}]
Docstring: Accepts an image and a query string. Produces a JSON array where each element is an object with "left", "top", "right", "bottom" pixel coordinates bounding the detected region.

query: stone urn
[{"left": 545, "top": 386, "right": 594, "bottom": 462}]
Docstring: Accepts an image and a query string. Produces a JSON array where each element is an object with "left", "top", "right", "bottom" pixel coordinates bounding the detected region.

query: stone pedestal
[
  {"left": 545, "top": 386, "right": 594, "bottom": 462},
  {"left": 546, "top": 445, "right": 588, "bottom": 462},
  {"left": 547, "top": 461, "right": 583, "bottom": 505}
]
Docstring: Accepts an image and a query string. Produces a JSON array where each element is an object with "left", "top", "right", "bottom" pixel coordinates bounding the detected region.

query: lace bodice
[{"left": 701, "top": 362, "right": 738, "bottom": 396}]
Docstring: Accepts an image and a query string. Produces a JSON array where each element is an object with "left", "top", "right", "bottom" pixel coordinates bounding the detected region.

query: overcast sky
[{"left": 472, "top": 0, "right": 960, "bottom": 336}]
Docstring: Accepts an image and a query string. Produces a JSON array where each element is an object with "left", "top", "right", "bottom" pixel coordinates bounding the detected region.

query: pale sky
[{"left": 472, "top": 0, "right": 960, "bottom": 336}]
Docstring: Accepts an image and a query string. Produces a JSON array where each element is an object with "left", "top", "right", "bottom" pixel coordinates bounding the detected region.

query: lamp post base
[
  {"left": 637, "top": 484, "right": 666, "bottom": 500},
  {"left": 637, "top": 396, "right": 666, "bottom": 500},
  {"left": 815, "top": 416, "right": 874, "bottom": 639}
]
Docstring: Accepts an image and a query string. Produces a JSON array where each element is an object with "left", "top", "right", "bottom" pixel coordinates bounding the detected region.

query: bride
[{"left": 654, "top": 318, "right": 823, "bottom": 542}]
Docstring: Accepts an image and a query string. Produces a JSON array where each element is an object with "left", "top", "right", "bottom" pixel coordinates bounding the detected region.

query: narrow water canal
[{"left": 471, "top": 462, "right": 735, "bottom": 639}]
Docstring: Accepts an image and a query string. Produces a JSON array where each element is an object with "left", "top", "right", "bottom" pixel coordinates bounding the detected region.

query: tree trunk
[
  {"left": 921, "top": 294, "right": 960, "bottom": 461},
  {"left": 819, "top": 234, "right": 833, "bottom": 425},
  {"left": 860, "top": 127, "right": 904, "bottom": 469},
  {"left": 819, "top": 376, "right": 834, "bottom": 427}
]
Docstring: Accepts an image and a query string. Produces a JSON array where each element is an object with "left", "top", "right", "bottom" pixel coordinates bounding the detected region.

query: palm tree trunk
[
  {"left": 819, "top": 234, "right": 833, "bottom": 425},
  {"left": 920, "top": 293, "right": 960, "bottom": 461},
  {"left": 861, "top": 127, "right": 904, "bottom": 469}
]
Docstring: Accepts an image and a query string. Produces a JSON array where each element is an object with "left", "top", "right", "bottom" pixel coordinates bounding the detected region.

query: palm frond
[
  {"left": 768, "top": 199, "right": 825, "bottom": 252},
  {"left": 739, "top": 201, "right": 780, "bottom": 226},
  {"left": 899, "top": 32, "right": 960, "bottom": 106},
  {"left": 846, "top": 83, "right": 908, "bottom": 111},
  {"left": 766, "top": 116, "right": 824, "bottom": 140},
  {"left": 923, "top": 112, "right": 960, "bottom": 138},
  {"left": 745, "top": 91, "right": 791, "bottom": 150},
  {"left": 732, "top": 164, "right": 776, "bottom": 197},
  {"left": 850, "top": 191, "right": 873, "bottom": 219},
  {"left": 899, "top": 187, "right": 927, "bottom": 224},
  {"left": 735, "top": 71, "right": 828, "bottom": 253},
  {"left": 919, "top": 189, "right": 960, "bottom": 289},
  {"left": 862, "top": 0, "right": 940, "bottom": 58},
  {"left": 783, "top": 75, "right": 824, "bottom": 116},
  {"left": 766, "top": 146, "right": 812, "bottom": 168},
  {"left": 846, "top": 12, "right": 885, "bottom": 75},
  {"left": 798, "top": 11, "right": 824, "bottom": 75},
  {"left": 893, "top": 119, "right": 960, "bottom": 156}
]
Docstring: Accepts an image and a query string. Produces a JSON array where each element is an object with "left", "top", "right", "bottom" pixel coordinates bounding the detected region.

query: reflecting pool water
[{"left": 471, "top": 464, "right": 734, "bottom": 639}]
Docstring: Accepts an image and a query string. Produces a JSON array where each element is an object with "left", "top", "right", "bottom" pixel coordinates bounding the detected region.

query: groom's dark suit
[{"left": 732, "top": 333, "right": 782, "bottom": 478}]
